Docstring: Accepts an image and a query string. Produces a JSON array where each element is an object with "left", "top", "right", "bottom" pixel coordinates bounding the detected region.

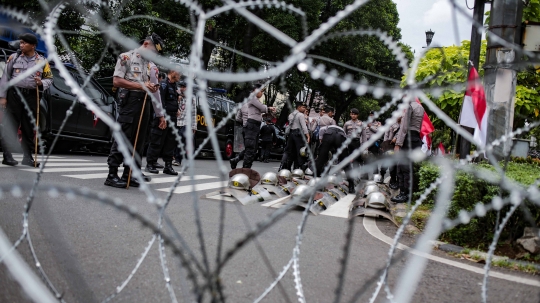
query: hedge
[{"left": 413, "top": 161, "right": 540, "bottom": 249}]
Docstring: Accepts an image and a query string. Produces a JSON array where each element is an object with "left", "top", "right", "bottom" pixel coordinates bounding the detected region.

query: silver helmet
[
  {"left": 373, "top": 174, "right": 383, "bottom": 183},
  {"left": 327, "top": 175, "right": 342, "bottom": 186},
  {"left": 363, "top": 184, "right": 380, "bottom": 197},
  {"left": 364, "top": 180, "right": 377, "bottom": 187},
  {"left": 278, "top": 169, "right": 292, "bottom": 181},
  {"left": 261, "top": 172, "right": 278, "bottom": 186},
  {"left": 300, "top": 146, "right": 308, "bottom": 157},
  {"left": 292, "top": 169, "right": 305, "bottom": 179},
  {"left": 366, "top": 192, "right": 387, "bottom": 209},
  {"left": 292, "top": 184, "right": 310, "bottom": 198},
  {"left": 305, "top": 167, "right": 314, "bottom": 175},
  {"left": 229, "top": 173, "right": 250, "bottom": 190},
  {"left": 307, "top": 177, "right": 325, "bottom": 190}
]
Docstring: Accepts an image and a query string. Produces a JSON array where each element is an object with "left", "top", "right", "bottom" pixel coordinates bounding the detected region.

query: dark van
[{"left": 194, "top": 89, "right": 236, "bottom": 159}]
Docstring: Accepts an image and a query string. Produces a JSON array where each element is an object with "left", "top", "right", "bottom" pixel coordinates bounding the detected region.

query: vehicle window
[
  {"left": 77, "top": 76, "right": 103, "bottom": 100},
  {"left": 51, "top": 68, "right": 73, "bottom": 93},
  {"left": 214, "top": 99, "right": 222, "bottom": 112},
  {"left": 206, "top": 97, "right": 215, "bottom": 110},
  {"left": 220, "top": 101, "right": 229, "bottom": 113}
]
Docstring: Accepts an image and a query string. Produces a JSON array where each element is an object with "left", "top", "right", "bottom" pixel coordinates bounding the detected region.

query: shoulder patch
[
  {"left": 160, "top": 82, "right": 167, "bottom": 89},
  {"left": 119, "top": 53, "right": 130, "bottom": 66}
]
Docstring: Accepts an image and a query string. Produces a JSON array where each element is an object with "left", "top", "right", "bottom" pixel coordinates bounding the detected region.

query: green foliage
[
  {"left": 414, "top": 161, "right": 540, "bottom": 249},
  {"left": 524, "top": 0, "right": 540, "bottom": 22}
]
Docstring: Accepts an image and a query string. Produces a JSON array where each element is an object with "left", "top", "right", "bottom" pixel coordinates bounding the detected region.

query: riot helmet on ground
[
  {"left": 278, "top": 169, "right": 292, "bottom": 181},
  {"left": 363, "top": 184, "right": 380, "bottom": 197},
  {"left": 261, "top": 172, "right": 278, "bottom": 186},
  {"left": 229, "top": 174, "right": 250, "bottom": 190},
  {"left": 292, "top": 169, "right": 305, "bottom": 179},
  {"left": 373, "top": 174, "right": 383, "bottom": 184},
  {"left": 366, "top": 192, "right": 387, "bottom": 209}
]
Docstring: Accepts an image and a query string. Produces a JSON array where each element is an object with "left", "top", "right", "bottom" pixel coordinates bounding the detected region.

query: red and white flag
[
  {"left": 416, "top": 99, "right": 435, "bottom": 154},
  {"left": 438, "top": 142, "right": 446, "bottom": 155},
  {"left": 459, "top": 66, "right": 488, "bottom": 148}
]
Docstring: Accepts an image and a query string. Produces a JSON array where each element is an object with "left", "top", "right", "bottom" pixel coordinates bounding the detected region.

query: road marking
[
  {"left": 147, "top": 175, "right": 217, "bottom": 184},
  {"left": 261, "top": 196, "right": 289, "bottom": 207},
  {"left": 11, "top": 154, "right": 65, "bottom": 159},
  {"left": 363, "top": 217, "right": 540, "bottom": 287},
  {"left": 20, "top": 167, "right": 112, "bottom": 173},
  {"left": 320, "top": 194, "right": 355, "bottom": 218},
  {"left": 33, "top": 163, "right": 108, "bottom": 167},
  {"left": 158, "top": 181, "right": 228, "bottom": 194}
]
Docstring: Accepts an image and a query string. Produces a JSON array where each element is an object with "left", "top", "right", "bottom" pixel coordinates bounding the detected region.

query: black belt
[
  {"left": 12, "top": 87, "right": 37, "bottom": 95},
  {"left": 129, "top": 90, "right": 147, "bottom": 98},
  {"left": 247, "top": 118, "right": 261, "bottom": 124}
]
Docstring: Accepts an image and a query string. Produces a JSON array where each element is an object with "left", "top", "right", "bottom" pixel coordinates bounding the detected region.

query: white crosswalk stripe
[
  {"left": 8, "top": 159, "right": 90, "bottom": 162},
  {"left": 20, "top": 167, "right": 112, "bottom": 173},
  {"left": 158, "top": 181, "right": 228, "bottom": 194}
]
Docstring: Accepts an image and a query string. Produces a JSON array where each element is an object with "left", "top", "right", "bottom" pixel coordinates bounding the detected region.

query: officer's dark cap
[
  {"left": 350, "top": 108, "right": 359, "bottom": 114},
  {"left": 369, "top": 110, "right": 375, "bottom": 115},
  {"left": 19, "top": 33, "right": 38, "bottom": 45},
  {"left": 145, "top": 33, "right": 165, "bottom": 54},
  {"left": 324, "top": 105, "right": 334, "bottom": 112},
  {"left": 295, "top": 101, "right": 307, "bottom": 108}
]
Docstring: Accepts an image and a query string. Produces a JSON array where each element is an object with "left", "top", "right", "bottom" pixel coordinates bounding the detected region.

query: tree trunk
[{"left": 334, "top": 93, "right": 355, "bottom": 124}]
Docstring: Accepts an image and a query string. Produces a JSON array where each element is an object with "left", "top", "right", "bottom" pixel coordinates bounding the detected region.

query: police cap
[
  {"left": 295, "top": 101, "right": 306, "bottom": 108},
  {"left": 147, "top": 33, "right": 165, "bottom": 54},
  {"left": 324, "top": 105, "right": 334, "bottom": 113},
  {"left": 369, "top": 110, "right": 375, "bottom": 115},
  {"left": 19, "top": 33, "right": 38, "bottom": 45},
  {"left": 350, "top": 108, "right": 359, "bottom": 115}
]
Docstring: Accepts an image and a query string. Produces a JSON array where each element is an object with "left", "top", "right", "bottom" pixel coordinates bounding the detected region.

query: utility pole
[
  {"left": 483, "top": 0, "right": 523, "bottom": 159},
  {"left": 458, "top": 0, "right": 485, "bottom": 159}
]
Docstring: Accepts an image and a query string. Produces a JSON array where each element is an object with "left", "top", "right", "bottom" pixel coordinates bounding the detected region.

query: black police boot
[
  {"left": 391, "top": 189, "right": 409, "bottom": 203},
  {"left": 389, "top": 180, "right": 399, "bottom": 190},
  {"left": 21, "top": 157, "right": 39, "bottom": 167},
  {"left": 2, "top": 153, "right": 18, "bottom": 166},
  {"left": 155, "top": 162, "right": 164, "bottom": 169},
  {"left": 120, "top": 170, "right": 140, "bottom": 187},
  {"left": 230, "top": 156, "right": 240, "bottom": 169},
  {"left": 348, "top": 181, "right": 356, "bottom": 194},
  {"left": 104, "top": 167, "right": 128, "bottom": 188},
  {"left": 145, "top": 162, "right": 159, "bottom": 174},
  {"left": 163, "top": 162, "right": 178, "bottom": 175}
]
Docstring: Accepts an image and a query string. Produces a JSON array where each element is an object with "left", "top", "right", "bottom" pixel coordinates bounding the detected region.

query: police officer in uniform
[
  {"left": 172, "top": 80, "right": 197, "bottom": 167},
  {"left": 382, "top": 116, "right": 401, "bottom": 189},
  {"left": 105, "top": 33, "right": 165, "bottom": 188},
  {"left": 314, "top": 124, "right": 355, "bottom": 194},
  {"left": 343, "top": 108, "right": 363, "bottom": 173},
  {"left": 286, "top": 101, "right": 310, "bottom": 170},
  {"left": 229, "top": 101, "right": 248, "bottom": 169},
  {"left": 391, "top": 100, "right": 425, "bottom": 203},
  {"left": 145, "top": 70, "right": 182, "bottom": 175},
  {"left": 240, "top": 84, "right": 275, "bottom": 168},
  {"left": 0, "top": 33, "right": 53, "bottom": 166},
  {"left": 362, "top": 111, "right": 382, "bottom": 175}
]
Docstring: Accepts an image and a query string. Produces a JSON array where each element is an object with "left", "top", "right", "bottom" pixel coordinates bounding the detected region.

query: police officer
[
  {"left": 172, "top": 81, "right": 197, "bottom": 167},
  {"left": 145, "top": 70, "right": 182, "bottom": 175},
  {"left": 0, "top": 33, "right": 53, "bottom": 166},
  {"left": 343, "top": 108, "right": 363, "bottom": 172},
  {"left": 391, "top": 100, "right": 425, "bottom": 203},
  {"left": 286, "top": 101, "right": 310, "bottom": 170},
  {"left": 362, "top": 111, "right": 382, "bottom": 175},
  {"left": 105, "top": 33, "right": 165, "bottom": 188},
  {"left": 241, "top": 84, "right": 275, "bottom": 168},
  {"left": 382, "top": 116, "right": 401, "bottom": 189},
  {"left": 314, "top": 124, "right": 356, "bottom": 194},
  {"left": 229, "top": 101, "right": 248, "bottom": 169}
]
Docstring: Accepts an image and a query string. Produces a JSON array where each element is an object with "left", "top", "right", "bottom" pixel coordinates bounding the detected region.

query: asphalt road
[{"left": 0, "top": 154, "right": 539, "bottom": 303}]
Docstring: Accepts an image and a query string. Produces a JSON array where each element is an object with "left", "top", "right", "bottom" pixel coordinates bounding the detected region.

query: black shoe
[
  {"left": 21, "top": 158, "right": 39, "bottom": 167},
  {"left": 163, "top": 162, "right": 178, "bottom": 175},
  {"left": 389, "top": 182, "right": 399, "bottom": 190},
  {"left": 104, "top": 168, "right": 128, "bottom": 188},
  {"left": 263, "top": 159, "right": 269, "bottom": 163},
  {"left": 155, "top": 162, "right": 164, "bottom": 169},
  {"left": 348, "top": 184, "right": 356, "bottom": 194},
  {"left": 145, "top": 163, "right": 159, "bottom": 174},
  {"left": 391, "top": 194, "right": 408, "bottom": 203},
  {"left": 2, "top": 158, "right": 18, "bottom": 166},
  {"left": 121, "top": 175, "right": 140, "bottom": 187},
  {"left": 230, "top": 157, "right": 239, "bottom": 169},
  {"left": 142, "top": 173, "right": 151, "bottom": 182}
]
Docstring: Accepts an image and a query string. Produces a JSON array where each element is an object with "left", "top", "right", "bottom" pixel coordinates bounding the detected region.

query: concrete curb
[{"left": 433, "top": 241, "right": 540, "bottom": 271}]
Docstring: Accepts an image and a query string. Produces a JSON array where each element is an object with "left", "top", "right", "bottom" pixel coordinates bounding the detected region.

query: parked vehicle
[{"left": 0, "top": 47, "right": 117, "bottom": 153}]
